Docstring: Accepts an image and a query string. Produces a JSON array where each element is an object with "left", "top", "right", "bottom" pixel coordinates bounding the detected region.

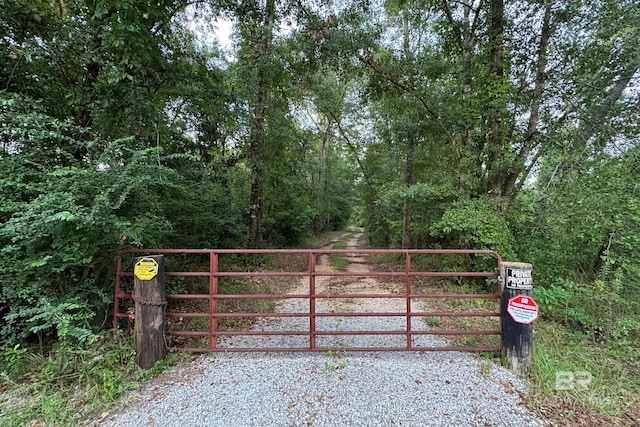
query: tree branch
[
  {"left": 573, "top": 62, "right": 640, "bottom": 147},
  {"left": 440, "top": 0, "right": 463, "bottom": 49},
  {"left": 469, "top": 0, "right": 484, "bottom": 36},
  {"left": 502, "top": 0, "right": 555, "bottom": 205},
  {"left": 358, "top": 54, "right": 453, "bottom": 143},
  {"left": 327, "top": 110, "right": 374, "bottom": 191},
  {"left": 514, "top": 145, "right": 544, "bottom": 195}
]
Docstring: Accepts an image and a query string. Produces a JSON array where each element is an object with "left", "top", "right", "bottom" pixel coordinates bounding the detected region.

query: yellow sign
[{"left": 134, "top": 258, "right": 159, "bottom": 281}]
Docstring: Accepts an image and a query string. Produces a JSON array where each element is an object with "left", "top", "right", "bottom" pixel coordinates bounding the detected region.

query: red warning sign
[{"left": 507, "top": 295, "right": 539, "bottom": 324}]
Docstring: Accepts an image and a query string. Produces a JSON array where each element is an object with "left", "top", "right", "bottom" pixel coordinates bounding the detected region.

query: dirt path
[{"left": 292, "top": 230, "right": 407, "bottom": 313}]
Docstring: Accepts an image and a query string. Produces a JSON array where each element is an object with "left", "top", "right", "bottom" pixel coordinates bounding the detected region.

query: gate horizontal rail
[{"left": 114, "top": 249, "right": 502, "bottom": 353}]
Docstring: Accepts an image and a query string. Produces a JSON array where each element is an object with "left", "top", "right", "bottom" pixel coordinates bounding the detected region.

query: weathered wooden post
[
  {"left": 133, "top": 255, "right": 167, "bottom": 369},
  {"left": 500, "top": 262, "right": 537, "bottom": 375}
]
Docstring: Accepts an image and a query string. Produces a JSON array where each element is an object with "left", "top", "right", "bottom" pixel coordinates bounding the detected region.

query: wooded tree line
[{"left": 0, "top": 0, "right": 638, "bottom": 349}]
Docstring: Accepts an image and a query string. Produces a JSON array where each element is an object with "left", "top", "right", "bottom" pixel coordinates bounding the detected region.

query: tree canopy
[{"left": 1, "top": 0, "right": 638, "bottom": 349}]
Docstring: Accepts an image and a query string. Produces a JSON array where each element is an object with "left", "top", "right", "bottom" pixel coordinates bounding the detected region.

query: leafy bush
[
  {"left": 0, "top": 93, "right": 178, "bottom": 348},
  {"left": 7, "top": 300, "right": 98, "bottom": 347},
  {"left": 430, "top": 196, "right": 516, "bottom": 259},
  {"left": 533, "top": 283, "right": 570, "bottom": 319}
]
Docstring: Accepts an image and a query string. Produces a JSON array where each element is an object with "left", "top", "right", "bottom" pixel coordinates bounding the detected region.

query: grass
[
  {"left": 332, "top": 240, "right": 348, "bottom": 249},
  {"left": 0, "top": 229, "right": 365, "bottom": 426},
  {"left": 0, "top": 331, "right": 191, "bottom": 427},
  {"left": 329, "top": 240, "right": 349, "bottom": 270},
  {"left": 324, "top": 346, "right": 349, "bottom": 373},
  {"left": 461, "top": 335, "right": 479, "bottom": 347},
  {"left": 9, "top": 232, "right": 636, "bottom": 425},
  {"left": 426, "top": 317, "right": 441, "bottom": 327},
  {"left": 164, "top": 254, "right": 298, "bottom": 349},
  {"left": 1, "top": 250, "right": 314, "bottom": 425},
  {"left": 416, "top": 277, "right": 640, "bottom": 422},
  {"left": 528, "top": 321, "right": 640, "bottom": 419},
  {"left": 412, "top": 279, "right": 501, "bottom": 350}
]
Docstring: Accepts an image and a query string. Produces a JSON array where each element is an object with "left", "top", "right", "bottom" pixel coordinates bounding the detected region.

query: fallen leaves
[{"left": 501, "top": 380, "right": 516, "bottom": 395}]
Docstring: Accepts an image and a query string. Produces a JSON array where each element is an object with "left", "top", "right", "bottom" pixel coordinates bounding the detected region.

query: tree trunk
[
  {"left": 402, "top": 137, "right": 416, "bottom": 249},
  {"left": 401, "top": 7, "right": 415, "bottom": 249},
  {"left": 573, "top": 62, "right": 639, "bottom": 148},
  {"left": 247, "top": 0, "right": 276, "bottom": 249},
  {"left": 502, "top": 1, "right": 555, "bottom": 211},
  {"left": 487, "top": 0, "right": 505, "bottom": 203}
]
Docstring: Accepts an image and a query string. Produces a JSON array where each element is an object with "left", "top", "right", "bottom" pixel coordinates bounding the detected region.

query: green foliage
[
  {"left": 329, "top": 240, "right": 349, "bottom": 270},
  {"left": 431, "top": 197, "right": 516, "bottom": 259},
  {"left": 324, "top": 346, "right": 349, "bottom": 372},
  {"left": 1, "top": 344, "right": 27, "bottom": 371},
  {"left": 536, "top": 272, "right": 639, "bottom": 345},
  {"left": 533, "top": 284, "right": 570, "bottom": 318},
  {"left": 332, "top": 240, "right": 348, "bottom": 250},
  {"left": 10, "top": 300, "right": 98, "bottom": 346},
  {"left": 515, "top": 149, "right": 640, "bottom": 346},
  {"left": 0, "top": 93, "right": 178, "bottom": 348},
  {"left": 426, "top": 317, "right": 441, "bottom": 327},
  {"left": 0, "top": 330, "right": 187, "bottom": 426},
  {"left": 530, "top": 322, "right": 640, "bottom": 416},
  {"left": 330, "top": 254, "right": 349, "bottom": 271},
  {"left": 461, "top": 335, "right": 479, "bottom": 347},
  {"left": 1, "top": 0, "right": 638, "bottom": 421}
]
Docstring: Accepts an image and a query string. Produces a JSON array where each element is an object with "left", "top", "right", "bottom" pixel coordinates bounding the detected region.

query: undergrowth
[
  {"left": 0, "top": 330, "right": 190, "bottom": 427},
  {"left": 529, "top": 321, "right": 640, "bottom": 418},
  {"left": 0, "top": 230, "right": 359, "bottom": 426}
]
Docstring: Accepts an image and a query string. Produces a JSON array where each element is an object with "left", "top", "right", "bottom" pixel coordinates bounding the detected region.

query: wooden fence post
[
  {"left": 133, "top": 255, "right": 167, "bottom": 369},
  {"left": 500, "top": 261, "right": 535, "bottom": 375}
]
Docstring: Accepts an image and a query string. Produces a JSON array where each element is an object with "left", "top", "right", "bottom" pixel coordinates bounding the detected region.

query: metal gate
[{"left": 113, "top": 249, "right": 502, "bottom": 353}]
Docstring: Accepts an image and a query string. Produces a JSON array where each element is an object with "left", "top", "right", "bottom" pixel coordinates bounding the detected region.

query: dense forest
[{"left": 1, "top": 0, "right": 638, "bottom": 358}]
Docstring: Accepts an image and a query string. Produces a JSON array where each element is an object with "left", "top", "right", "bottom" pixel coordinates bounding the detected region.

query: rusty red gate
[{"left": 113, "top": 249, "right": 502, "bottom": 353}]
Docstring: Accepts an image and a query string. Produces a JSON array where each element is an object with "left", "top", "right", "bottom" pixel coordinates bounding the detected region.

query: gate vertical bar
[
  {"left": 405, "top": 251, "right": 412, "bottom": 349},
  {"left": 113, "top": 255, "right": 122, "bottom": 328},
  {"left": 309, "top": 252, "right": 316, "bottom": 350},
  {"left": 209, "top": 252, "right": 219, "bottom": 350}
]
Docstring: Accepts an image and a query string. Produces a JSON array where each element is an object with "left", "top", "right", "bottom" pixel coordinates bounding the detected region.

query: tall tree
[
  {"left": 356, "top": 0, "right": 638, "bottom": 252},
  {"left": 238, "top": 0, "right": 277, "bottom": 248}
]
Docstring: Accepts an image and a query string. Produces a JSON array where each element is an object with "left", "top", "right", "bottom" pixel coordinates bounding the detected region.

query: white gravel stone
[{"left": 101, "top": 349, "right": 542, "bottom": 427}]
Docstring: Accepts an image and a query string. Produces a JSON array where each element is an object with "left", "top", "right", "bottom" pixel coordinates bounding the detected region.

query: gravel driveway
[{"left": 101, "top": 233, "right": 544, "bottom": 427}]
